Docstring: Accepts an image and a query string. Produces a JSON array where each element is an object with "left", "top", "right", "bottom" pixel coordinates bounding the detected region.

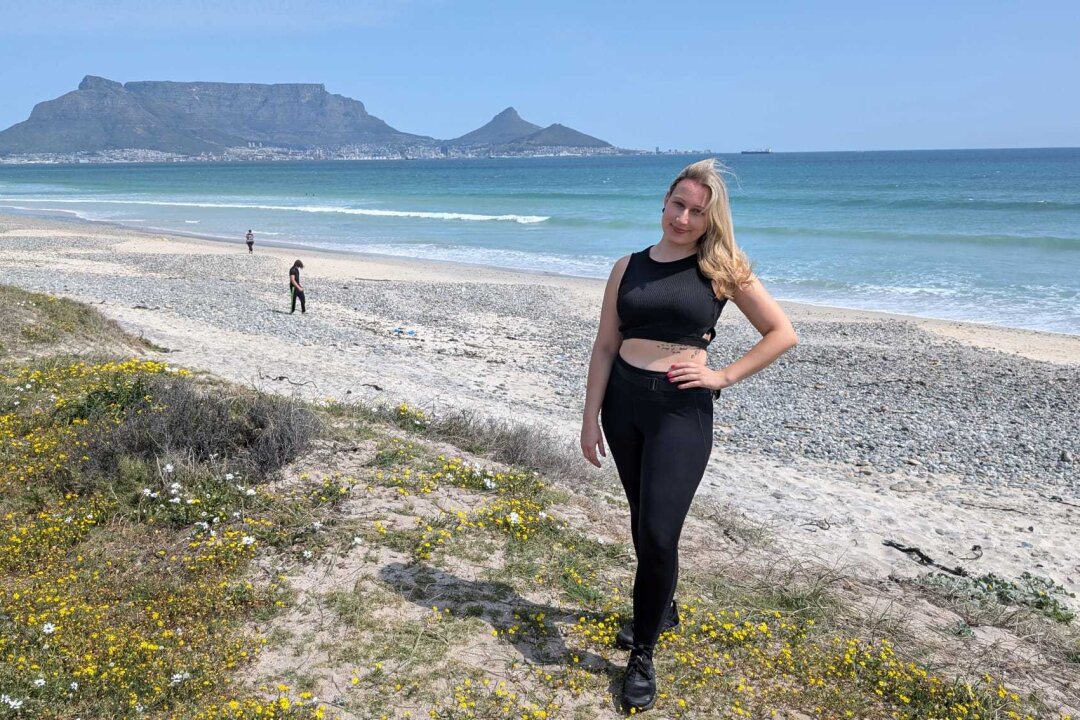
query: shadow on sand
[{"left": 378, "top": 561, "right": 625, "bottom": 709}]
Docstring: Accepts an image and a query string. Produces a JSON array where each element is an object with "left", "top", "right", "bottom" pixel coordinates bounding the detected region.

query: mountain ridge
[{"left": 0, "top": 77, "right": 618, "bottom": 157}]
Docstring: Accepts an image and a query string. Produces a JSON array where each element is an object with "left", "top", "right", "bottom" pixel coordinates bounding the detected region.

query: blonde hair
[{"left": 666, "top": 159, "right": 754, "bottom": 299}]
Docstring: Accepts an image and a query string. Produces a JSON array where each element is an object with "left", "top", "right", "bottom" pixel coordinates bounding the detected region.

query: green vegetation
[
  {"left": 0, "top": 285, "right": 152, "bottom": 359},
  {"left": 921, "top": 572, "right": 1077, "bottom": 624}
]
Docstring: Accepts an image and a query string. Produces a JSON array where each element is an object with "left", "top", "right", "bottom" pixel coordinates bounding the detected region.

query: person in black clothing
[
  {"left": 580, "top": 159, "right": 798, "bottom": 712},
  {"left": 245, "top": 229, "right": 254, "bottom": 253},
  {"left": 289, "top": 259, "right": 305, "bottom": 314}
]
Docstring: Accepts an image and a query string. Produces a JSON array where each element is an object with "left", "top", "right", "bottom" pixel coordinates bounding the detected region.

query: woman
[{"left": 580, "top": 159, "right": 797, "bottom": 712}]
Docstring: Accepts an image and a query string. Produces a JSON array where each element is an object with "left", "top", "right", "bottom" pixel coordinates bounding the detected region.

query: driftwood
[
  {"left": 883, "top": 539, "right": 969, "bottom": 576},
  {"left": 957, "top": 501, "right": 1026, "bottom": 514},
  {"left": 800, "top": 518, "right": 831, "bottom": 530},
  {"left": 1038, "top": 492, "right": 1080, "bottom": 509},
  {"left": 258, "top": 372, "right": 317, "bottom": 388}
]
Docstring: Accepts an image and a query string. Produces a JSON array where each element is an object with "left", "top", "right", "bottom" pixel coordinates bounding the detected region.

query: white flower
[
  {"left": 507, "top": 512, "right": 521, "bottom": 525},
  {"left": 169, "top": 497, "right": 181, "bottom": 504},
  {"left": 169, "top": 671, "right": 190, "bottom": 685},
  {"left": 232, "top": 511, "right": 241, "bottom": 519},
  {"left": 135, "top": 704, "right": 144, "bottom": 713},
  {"left": 169, "top": 482, "right": 181, "bottom": 493},
  {"left": 33, "top": 678, "right": 45, "bottom": 687},
  {"left": 483, "top": 478, "right": 497, "bottom": 490},
  {"left": 142, "top": 488, "right": 153, "bottom": 497},
  {"left": 225, "top": 473, "right": 235, "bottom": 481},
  {"left": 302, "top": 550, "right": 313, "bottom": 559},
  {"left": 241, "top": 535, "right": 255, "bottom": 545},
  {"left": 70, "top": 681, "right": 78, "bottom": 690},
  {"left": 312, "top": 521, "right": 322, "bottom": 531},
  {"left": 539, "top": 511, "right": 547, "bottom": 519},
  {"left": 186, "top": 498, "right": 196, "bottom": 504},
  {"left": 245, "top": 488, "right": 256, "bottom": 497},
  {"left": 42, "top": 622, "right": 57, "bottom": 635},
  {"left": 3, "top": 696, "right": 24, "bottom": 710},
  {"left": 598, "top": 538, "right": 605, "bottom": 545},
  {"left": 11, "top": 400, "right": 17, "bottom": 406},
  {"left": 352, "top": 536, "right": 362, "bottom": 545},
  {"left": 164, "top": 463, "right": 174, "bottom": 474}
]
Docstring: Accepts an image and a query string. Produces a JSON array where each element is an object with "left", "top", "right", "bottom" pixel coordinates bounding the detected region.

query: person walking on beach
[
  {"left": 289, "top": 259, "right": 306, "bottom": 314},
  {"left": 579, "top": 159, "right": 798, "bottom": 712},
  {"left": 245, "top": 229, "right": 254, "bottom": 253}
]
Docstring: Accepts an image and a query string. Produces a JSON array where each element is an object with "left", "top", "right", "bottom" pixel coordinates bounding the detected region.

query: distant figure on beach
[
  {"left": 245, "top": 229, "right": 254, "bottom": 253},
  {"left": 580, "top": 159, "right": 798, "bottom": 712},
  {"left": 289, "top": 259, "right": 306, "bottom": 314}
]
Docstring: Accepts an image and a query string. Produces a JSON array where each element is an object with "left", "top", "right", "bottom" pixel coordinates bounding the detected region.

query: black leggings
[{"left": 601, "top": 355, "right": 713, "bottom": 650}]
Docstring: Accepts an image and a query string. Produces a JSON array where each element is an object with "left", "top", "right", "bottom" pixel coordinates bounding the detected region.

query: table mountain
[{"left": 0, "top": 75, "right": 431, "bottom": 154}]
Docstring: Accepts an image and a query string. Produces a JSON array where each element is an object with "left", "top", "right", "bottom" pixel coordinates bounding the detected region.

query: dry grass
[{"left": 0, "top": 283, "right": 154, "bottom": 361}]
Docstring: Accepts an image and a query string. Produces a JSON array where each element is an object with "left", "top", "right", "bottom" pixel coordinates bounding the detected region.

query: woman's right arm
[{"left": 580, "top": 256, "right": 629, "bottom": 467}]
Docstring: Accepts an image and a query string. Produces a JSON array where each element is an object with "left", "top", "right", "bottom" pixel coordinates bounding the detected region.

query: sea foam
[{"left": 0, "top": 197, "right": 549, "bottom": 224}]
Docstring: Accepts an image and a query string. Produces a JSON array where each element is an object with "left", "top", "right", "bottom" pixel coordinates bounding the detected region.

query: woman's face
[{"left": 661, "top": 179, "right": 710, "bottom": 248}]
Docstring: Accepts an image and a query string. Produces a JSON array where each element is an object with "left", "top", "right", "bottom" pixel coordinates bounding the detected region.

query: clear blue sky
[{"left": 1, "top": 0, "right": 1077, "bottom": 151}]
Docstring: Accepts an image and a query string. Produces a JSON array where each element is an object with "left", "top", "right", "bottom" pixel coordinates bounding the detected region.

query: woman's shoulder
[
  {"left": 610, "top": 253, "right": 634, "bottom": 275},
  {"left": 604, "top": 254, "right": 633, "bottom": 289}
]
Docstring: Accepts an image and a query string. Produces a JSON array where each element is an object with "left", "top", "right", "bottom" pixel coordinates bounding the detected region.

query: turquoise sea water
[{"left": 1, "top": 149, "right": 1078, "bottom": 334}]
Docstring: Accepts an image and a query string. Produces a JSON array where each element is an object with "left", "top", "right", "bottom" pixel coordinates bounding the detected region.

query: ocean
[{"left": 1, "top": 149, "right": 1078, "bottom": 335}]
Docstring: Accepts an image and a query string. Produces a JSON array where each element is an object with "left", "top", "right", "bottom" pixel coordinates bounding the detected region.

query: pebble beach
[{"left": 2, "top": 212, "right": 1079, "bottom": 601}]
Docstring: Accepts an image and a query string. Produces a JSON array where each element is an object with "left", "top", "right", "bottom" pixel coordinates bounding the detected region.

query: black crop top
[{"left": 617, "top": 247, "right": 727, "bottom": 349}]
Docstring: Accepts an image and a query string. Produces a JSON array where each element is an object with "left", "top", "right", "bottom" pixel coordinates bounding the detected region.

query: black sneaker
[
  {"left": 621, "top": 647, "right": 656, "bottom": 712},
  {"left": 615, "top": 601, "right": 679, "bottom": 650}
]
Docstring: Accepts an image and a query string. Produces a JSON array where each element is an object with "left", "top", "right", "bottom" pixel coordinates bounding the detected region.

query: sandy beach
[{"left": 2, "top": 211, "right": 1078, "bottom": 611}]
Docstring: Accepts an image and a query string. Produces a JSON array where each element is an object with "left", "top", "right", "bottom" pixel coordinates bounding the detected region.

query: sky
[{"left": 0, "top": 0, "right": 1078, "bottom": 152}]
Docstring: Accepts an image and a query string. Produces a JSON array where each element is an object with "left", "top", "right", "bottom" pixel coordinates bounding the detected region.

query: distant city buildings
[
  {"left": 0, "top": 145, "right": 726, "bottom": 165},
  {"left": 0, "top": 144, "right": 649, "bottom": 164}
]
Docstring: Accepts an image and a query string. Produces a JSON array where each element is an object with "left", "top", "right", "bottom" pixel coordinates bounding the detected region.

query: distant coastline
[{"left": 0, "top": 147, "right": 719, "bottom": 165}]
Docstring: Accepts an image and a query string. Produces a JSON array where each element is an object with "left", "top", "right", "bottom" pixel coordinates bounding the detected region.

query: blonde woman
[{"left": 580, "top": 159, "right": 798, "bottom": 711}]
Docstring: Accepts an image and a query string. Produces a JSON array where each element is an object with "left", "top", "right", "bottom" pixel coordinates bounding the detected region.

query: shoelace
[{"left": 627, "top": 652, "right": 654, "bottom": 679}]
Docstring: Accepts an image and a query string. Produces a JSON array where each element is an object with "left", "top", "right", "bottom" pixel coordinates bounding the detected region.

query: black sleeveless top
[{"left": 617, "top": 247, "right": 726, "bottom": 349}]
